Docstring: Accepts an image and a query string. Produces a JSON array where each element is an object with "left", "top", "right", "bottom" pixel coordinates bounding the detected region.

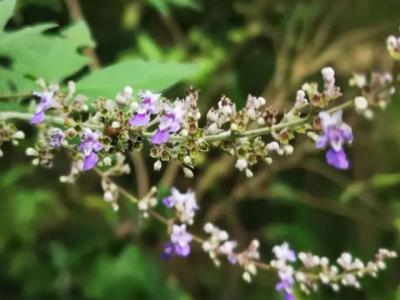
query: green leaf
[
  {"left": 77, "top": 60, "right": 198, "bottom": 99},
  {"left": 147, "top": 0, "right": 200, "bottom": 15},
  {"left": 339, "top": 181, "right": 366, "bottom": 203},
  {"left": 62, "top": 20, "right": 96, "bottom": 48},
  {"left": 0, "top": 22, "right": 92, "bottom": 94},
  {"left": 371, "top": 173, "right": 400, "bottom": 188},
  {"left": 0, "top": 0, "right": 16, "bottom": 31}
]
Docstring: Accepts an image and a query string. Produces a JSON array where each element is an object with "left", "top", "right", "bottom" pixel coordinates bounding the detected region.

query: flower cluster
[
  {"left": 315, "top": 111, "right": 353, "bottom": 169},
  {"left": 0, "top": 120, "right": 25, "bottom": 157},
  {"left": 162, "top": 188, "right": 198, "bottom": 225},
  {"left": 0, "top": 28, "right": 399, "bottom": 300},
  {"left": 272, "top": 243, "right": 297, "bottom": 300},
  {"left": 78, "top": 128, "right": 103, "bottom": 171},
  {"left": 202, "top": 222, "right": 237, "bottom": 266},
  {"left": 30, "top": 81, "right": 59, "bottom": 124},
  {"left": 162, "top": 224, "right": 193, "bottom": 259}
]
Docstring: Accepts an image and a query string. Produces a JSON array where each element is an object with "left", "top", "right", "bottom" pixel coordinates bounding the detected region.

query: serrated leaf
[
  {"left": 0, "top": 0, "right": 16, "bottom": 31},
  {"left": 77, "top": 60, "right": 198, "bottom": 99}
]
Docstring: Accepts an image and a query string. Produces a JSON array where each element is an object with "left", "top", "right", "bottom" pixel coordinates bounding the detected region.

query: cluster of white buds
[
  {"left": 202, "top": 223, "right": 237, "bottom": 266},
  {"left": 115, "top": 86, "right": 134, "bottom": 106},
  {"left": 266, "top": 141, "right": 293, "bottom": 156},
  {"left": 101, "top": 178, "right": 119, "bottom": 211},
  {"left": 138, "top": 187, "right": 158, "bottom": 218},
  {"left": 205, "top": 96, "right": 236, "bottom": 134},
  {"left": 245, "top": 95, "right": 266, "bottom": 124},
  {"left": 234, "top": 158, "right": 253, "bottom": 177},
  {"left": 293, "top": 248, "right": 398, "bottom": 294},
  {"left": 59, "top": 161, "right": 83, "bottom": 183},
  {"left": 236, "top": 239, "right": 260, "bottom": 283},
  {"left": 0, "top": 119, "right": 25, "bottom": 157},
  {"left": 162, "top": 188, "right": 198, "bottom": 224}
]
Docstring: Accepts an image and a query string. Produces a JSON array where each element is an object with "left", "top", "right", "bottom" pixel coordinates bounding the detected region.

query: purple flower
[
  {"left": 162, "top": 224, "right": 192, "bottom": 259},
  {"left": 78, "top": 128, "right": 103, "bottom": 171},
  {"left": 129, "top": 91, "right": 161, "bottom": 126},
  {"left": 276, "top": 270, "right": 296, "bottom": 300},
  {"left": 316, "top": 111, "right": 353, "bottom": 170},
  {"left": 273, "top": 242, "right": 296, "bottom": 263},
  {"left": 48, "top": 127, "right": 64, "bottom": 148},
  {"left": 30, "top": 91, "right": 55, "bottom": 124},
  {"left": 162, "top": 187, "right": 198, "bottom": 224},
  {"left": 151, "top": 101, "right": 186, "bottom": 144}
]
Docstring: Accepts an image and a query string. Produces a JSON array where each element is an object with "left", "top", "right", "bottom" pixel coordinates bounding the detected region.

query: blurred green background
[{"left": 1, "top": 0, "right": 400, "bottom": 299}]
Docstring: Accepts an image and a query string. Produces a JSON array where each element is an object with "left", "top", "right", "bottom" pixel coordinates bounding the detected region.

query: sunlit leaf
[
  {"left": 0, "top": 0, "right": 16, "bottom": 31},
  {"left": 77, "top": 60, "right": 198, "bottom": 99}
]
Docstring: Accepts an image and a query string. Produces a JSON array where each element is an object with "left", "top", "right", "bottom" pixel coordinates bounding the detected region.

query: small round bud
[
  {"left": 154, "top": 160, "right": 162, "bottom": 171},
  {"left": 13, "top": 131, "right": 25, "bottom": 139},
  {"left": 111, "top": 121, "right": 121, "bottom": 129},
  {"left": 245, "top": 168, "right": 253, "bottom": 178},
  {"left": 321, "top": 67, "right": 335, "bottom": 82},
  {"left": 183, "top": 167, "right": 194, "bottom": 178},
  {"left": 183, "top": 156, "right": 191, "bottom": 164},
  {"left": 26, "top": 147, "right": 38, "bottom": 156},
  {"left": 103, "top": 156, "right": 112, "bottom": 166},
  {"left": 354, "top": 96, "right": 368, "bottom": 111},
  {"left": 235, "top": 159, "right": 248, "bottom": 171}
]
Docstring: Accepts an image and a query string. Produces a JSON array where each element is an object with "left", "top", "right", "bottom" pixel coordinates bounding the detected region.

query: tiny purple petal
[
  {"left": 30, "top": 111, "right": 45, "bottom": 124},
  {"left": 162, "top": 196, "right": 175, "bottom": 208},
  {"left": 315, "top": 135, "right": 328, "bottom": 149},
  {"left": 151, "top": 129, "right": 170, "bottom": 144},
  {"left": 326, "top": 149, "right": 349, "bottom": 170},
  {"left": 175, "top": 244, "right": 191, "bottom": 257},
  {"left": 161, "top": 242, "right": 175, "bottom": 260},
  {"left": 129, "top": 113, "right": 150, "bottom": 126},
  {"left": 284, "top": 291, "right": 296, "bottom": 300},
  {"left": 83, "top": 152, "right": 99, "bottom": 171}
]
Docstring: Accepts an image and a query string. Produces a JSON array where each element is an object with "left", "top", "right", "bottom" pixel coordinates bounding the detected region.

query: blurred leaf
[
  {"left": 137, "top": 33, "right": 163, "bottom": 60},
  {"left": 371, "top": 173, "right": 400, "bottom": 188},
  {"left": 62, "top": 20, "right": 96, "bottom": 48},
  {"left": 0, "top": 21, "right": 92, "bottom": 94},
  {"left": 339, "top": 181, "right": 365, "bottom": 203},
  {"left": 147, "top": 0, "right": 199, "bottom": 15},
  {"left": 0, "top": 165, "right": 33, "bottom": 188},
  {"left": 77, "top": 60, "right": 198, "bottom": 99},
  {"left": 18, "top": 0, "right": 63, "bottom": 11},
  {"left": 0, "top": 0, "right": 16, "bottom": 31},
  {"left": 84, "top": 246, "right": 188, "bottom": 300}
]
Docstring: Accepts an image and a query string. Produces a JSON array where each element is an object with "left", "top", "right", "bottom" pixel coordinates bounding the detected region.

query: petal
[
  {"left": 129, "top": 113, "right": 150, "bottom": 126},
  {"left": 30, "top": 111, "right": 45, "bottom": 124},
  {"left": 284, "top": 291, "right": 296, "bottom": 300},
  {"left": 318, "top": 112, "right": 332, "bottom": 130},
  {"left": 162, "top": 196, "right": 175, "bottom": 208},
  {"left": 92, "top": 141, "right": 103, "bottom": 152},
  {"left": 151, "top": 129, "right": 170, "bottom": 144},
  {"left": 326, "top": 149, "right": 349, "bottom": 170},
  {"left": 331, "top": 110, "right": 343, "bottom": 124},
  {"left": 83, "top": 152, "right": 98, "bottom": 171},
  {"left": 315, "top": 135, "right": 328, "bottom": 149},
  {"left": 175, "top": 244, "right": 191, "bottom": 257},
  {"left": 161, "top": 242, "right": 175, "bottom": 260}
]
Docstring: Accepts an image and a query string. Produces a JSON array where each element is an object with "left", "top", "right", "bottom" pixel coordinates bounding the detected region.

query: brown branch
[
  {"left": 64, "top": 0, "right": 101, "bottom": 70},
  {"left": 129, "top": 151, "right": 150, "bottom": 198}
]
